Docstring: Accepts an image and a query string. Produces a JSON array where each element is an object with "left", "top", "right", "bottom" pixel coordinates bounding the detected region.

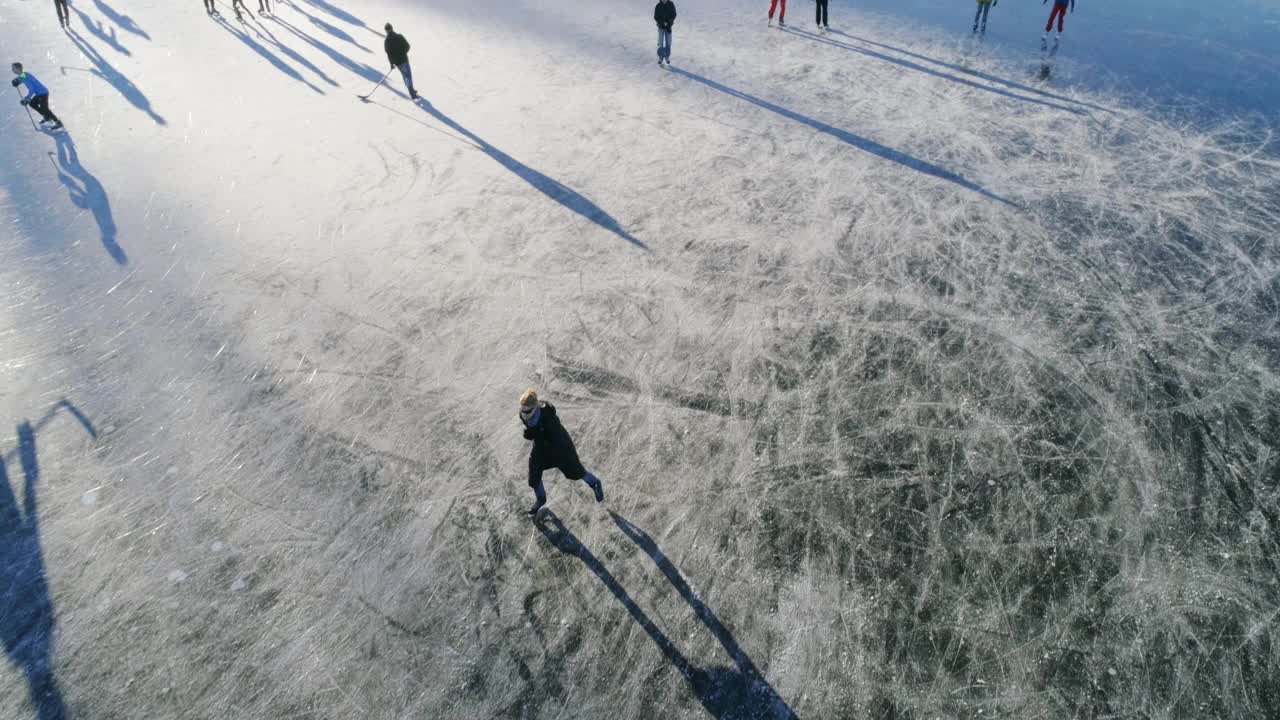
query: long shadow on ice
[
  {"left": 212, "top": 14, "right": 325, "bottom": 95},
  {"left": 827, "top": 29, "right": 1112, "bottom": 114},
  {"left": 71, "top": 8, "right": 131, "bottom": 56},
  {"left": 268, "top": 14, "right": 395, "bottom": 90},
  {"left": 783, "top": 27, "right": 1087, "bottom": 116},
  {"left": 91, "top": 0, "right": 151, "bottom": 41},
  {"left": 47, "top": 130, "right": 128, "bottom": 266},
  {"left": 288, "top": 3, "right": 371, "bottom": 52},
  {"left": 296, "top": 0, "right": 381, "bottom": 38},
  {"left": 669, "top": 67, "right": 1012, "bottom": 206},
  {"left": 536, "top": 511, "right": 797, "bottom": 719},
  {"left": 66, "top": 29, "right": 166, "bottom": 125},
  {"left": 1, "top": 400, "right": 98, "bottom": 720},
  {"left": 416, "top": 99, "right": 645, "bottom": 249},
  {"left": 240, "top": 15, "right": 340, "bottom": 89}
]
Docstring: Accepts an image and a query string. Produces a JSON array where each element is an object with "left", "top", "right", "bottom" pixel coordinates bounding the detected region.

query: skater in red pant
[
  {"left": 1043, "top": 0, "right": 1074, "bottom": 35},
  {"left": 768, "top": 0, "right": 786, "bottom": 27}
]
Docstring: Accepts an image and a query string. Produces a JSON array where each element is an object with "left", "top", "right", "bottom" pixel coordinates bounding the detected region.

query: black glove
[
  {"left": 10, "top": 78, "right": 20, "bottom": 88},
  {"left": 20, "top": 98, "right": 29, "bottom": 106}
]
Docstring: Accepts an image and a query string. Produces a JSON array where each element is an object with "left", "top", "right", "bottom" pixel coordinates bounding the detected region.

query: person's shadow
[
  {"left": 65, "top": 28, "right": 166, "bottom": 126},
  {"left": 47, "top": 131, "right": 127, "bottom": 266},
  {"left": 2, "top": 400, "right": 97, "bottom": 720},
  {"left": 536, "top": 511, "right": 797, "bottom": 718},
  {"left": 667, "top": 67, "right": 1013, "bottom": 207},
  {"left": 415, "top": 99, "right": 646, "bottom": 249}
]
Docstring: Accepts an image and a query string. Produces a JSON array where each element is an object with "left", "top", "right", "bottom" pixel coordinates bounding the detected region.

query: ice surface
[{"left": 1, "top": 0, "right": 1278, "bottom": 718}]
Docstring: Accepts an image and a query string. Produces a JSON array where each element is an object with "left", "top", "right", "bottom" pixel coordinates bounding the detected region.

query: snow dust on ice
[{"left": 1, "top": 0, "right": 1278, "bottom": 718}]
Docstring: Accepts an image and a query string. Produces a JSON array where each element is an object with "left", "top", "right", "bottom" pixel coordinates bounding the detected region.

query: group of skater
[
  {"left": 972, "top": 0, "right": 1077, "bottom": 41},
  {"left": 12, "top": 0, "right": 1087, "bottom": 517},
  {"left": 202, "top": 0, "right": 273, "bottom": 21},
  {"left": 651, "top": 0, "right": 1078, "bottom": 67}
]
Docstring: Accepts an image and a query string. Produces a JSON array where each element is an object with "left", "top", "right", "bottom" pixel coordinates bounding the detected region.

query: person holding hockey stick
[
  {"left": 654, "top": 0, "right": 676, "bottom": 67},
  {"left": 383, "top": 23, "right": 419, "bottom": 100},
  {"left": 11, "top": 63, "right": 62, "bottom": 130},
  {"left": 974, "top": 0, "right": 997, "bottom": 34},
  {"left": 768, "top": 0, "right": 786, "bottom": 27},
  {"left": 519, "top": 388, "right": 604, "bottom": 517},
  {"left": 54, "top": 0, "right": 70, "bottom": 29}
]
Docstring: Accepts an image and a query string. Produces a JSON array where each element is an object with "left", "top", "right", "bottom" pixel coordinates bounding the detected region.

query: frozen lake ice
[{"left": 1, "top": 0, "right": 1278, "bottom": 718}]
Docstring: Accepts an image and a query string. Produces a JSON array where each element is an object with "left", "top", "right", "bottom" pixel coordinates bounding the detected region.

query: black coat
[
  {"left": 385, "top": 32, "right": 411, "bottom": 67},
  {"left": 522, "top": 403, "right": 586, "bottom": 479},
  {"left": 654, "top": 1, "right": 677, "bottom": 30}
]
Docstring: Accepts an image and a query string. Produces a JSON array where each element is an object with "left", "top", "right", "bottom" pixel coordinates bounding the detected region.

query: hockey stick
[
  {"left": 359, "top": 68, "right": 394, "bottom": 102},
  {"left": 15, "top": 86, "right": 38, "bottom": 130}
]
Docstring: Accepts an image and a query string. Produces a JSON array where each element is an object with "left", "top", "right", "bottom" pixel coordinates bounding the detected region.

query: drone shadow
[{"left": 1, "top": 400, "right": 97, "bottom": 720}]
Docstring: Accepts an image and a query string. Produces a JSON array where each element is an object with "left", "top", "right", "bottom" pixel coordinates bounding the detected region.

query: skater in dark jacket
[
  {"left": 815, "top": 0, "right": 829, "bottom": 29},
  {"left": 384, "top": 23, "right": 419, "bottom": 99},
  {"left": 654, "top": 0, "right": 676, "bottom": 66},
  {"left": 519, "top": 389, "right": 604, "bottom": 516},
  {"left": 54, "top": 0, "right": 70, "bottom": 28},
  {"left": 11, "top": 63, "right": 62, "bottom": 129}
]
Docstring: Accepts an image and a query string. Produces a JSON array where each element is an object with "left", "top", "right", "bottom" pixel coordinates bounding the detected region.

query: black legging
[
  {"left": 54, "top": 0, "right": 69, "bottom": 26},
  {"left": 815, "top": 0, "right": 828, "bottom": 26},
  {"left": 203, "top": 0, "right": 216, "bottom": 12},
  {"left": 258, "top": 0, "right": 271, "bottom": 12},
  {"left": 29, "top": 94, "right": 60, "bottom": 125}
]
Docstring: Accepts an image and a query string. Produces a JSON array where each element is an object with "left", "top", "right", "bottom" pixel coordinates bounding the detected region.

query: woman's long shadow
[
  {"left": 827, "top": 29, "right": 1113, "bottom": 114},
  {"left": 295, "top": 0, "right": 382, "bottom": 38},
  {"left": 47, "top": 130, "right": 128, "bottom": 266},
  {"left": 71, "top": 8, "right": 131, "bottom": 57},
  {"left": 416, "top": 100, "right": 646, "bottom": 249},
  {"left": 536, "top": 511, "right": 797, "bottom": 719},
  {"left": 783, "top": 26, "right": 1086, "bottom": 116},
  {"left": 65, "top": 29, "right": 166, "bottom": 126},
  {"left": 1, "top": 400, "right": 96, "bottom": 720},
  {"left": 91, "top": 0, "right": 151, "bottom": 41},
  {"left": 210, "top": 14, "right": 326, "bottom": 95},
  {"left": 668, "top": 67, "right": 1014, "bottom": 207},
  {"left": 267, "top": 14, "right": 390, "bottom": 88}
]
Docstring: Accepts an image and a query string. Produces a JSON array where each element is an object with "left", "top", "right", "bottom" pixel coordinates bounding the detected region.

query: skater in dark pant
[
  {"left": 258, "top": 0, "right": 270, "bottom": 15},
  {"left": 203, "top": 0, "right": 217, "bottom": 13},
  {"left": 11, "top": 63, "right": 62, "bottom": 129},
  {"left": 519, "top": 389, "right": 604, "bottom": 517},
  {"left": 768, "top": 0, "right": 786, "bottom": 26},
  {"left": 815, "top": 0, "right": 829, "bottom": 29},
  {"left": 54, "top": 0, "right": 70, "bottom": 28},
  {"left": 231, "top": 0, "right": 248, "bottom": 20},
  {"left": 654, "top": 0, "right": 676, "bottom": 66},
  {"left": 383, "top": 23, "right": 419, "bottom": 100},
  {"left": 973, "top": 0, "right": 996, "bottom": 34}
]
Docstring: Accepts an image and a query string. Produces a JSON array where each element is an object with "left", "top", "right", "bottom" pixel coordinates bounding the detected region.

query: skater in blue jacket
[
  {"left": 11, "top": 63, "right": 62, "bottom": 129},
  {"left": 519, "top": 388, "right": 604, "bottom": 516}
]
